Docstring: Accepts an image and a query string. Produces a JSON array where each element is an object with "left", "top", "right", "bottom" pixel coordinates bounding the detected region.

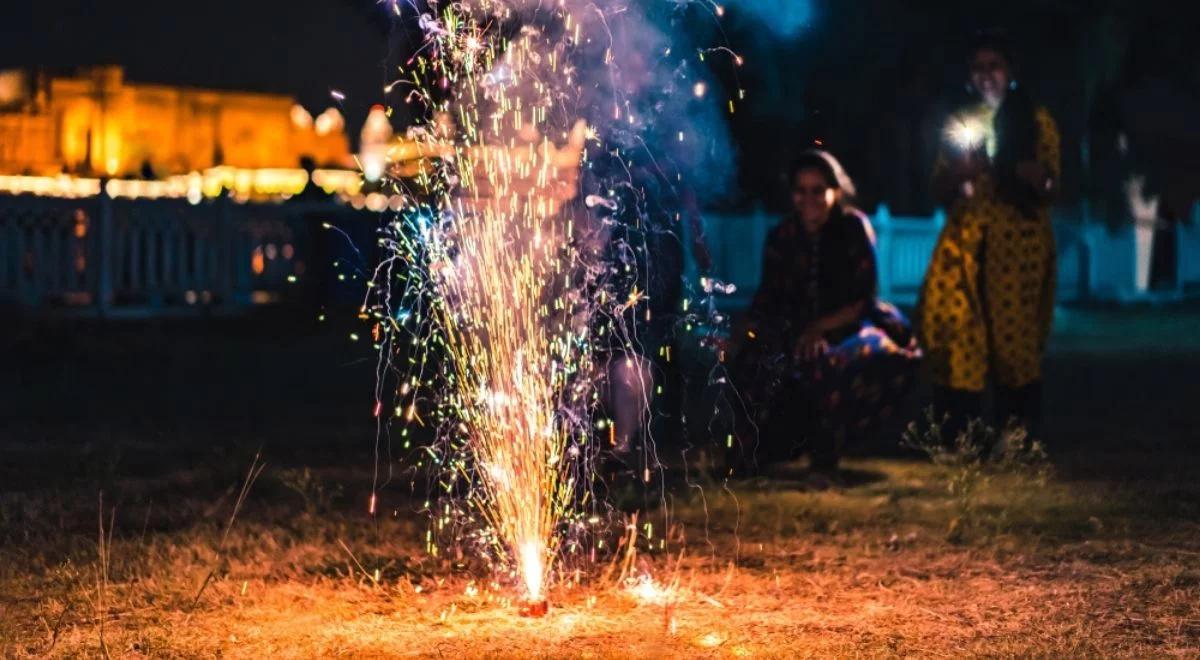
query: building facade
[{"left": 0, "top": 66, "right": 351, "bottom": 177}]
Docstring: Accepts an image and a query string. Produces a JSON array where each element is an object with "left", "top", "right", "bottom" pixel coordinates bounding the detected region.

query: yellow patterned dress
[{"left": 917, "top": 104, "right": 1060, "bottom": 392}]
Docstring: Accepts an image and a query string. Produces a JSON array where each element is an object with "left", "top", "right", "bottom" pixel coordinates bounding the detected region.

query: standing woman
[
  {"left": 918, "top": 30, "right": 1060, "bottom": 438},
  {"left": 730, "top": 150, "right": 921, "bottom": 477}
]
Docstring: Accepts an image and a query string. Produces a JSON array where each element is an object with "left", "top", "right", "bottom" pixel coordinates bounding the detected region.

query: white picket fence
[
  {"left": 697, "top": 203, "right": 1200, "bottom": 308},
  {"left": 3, "top": 192, "right": 1198, "bottom": 316},
  {"left": 0, "top": 193, "right": 350, "bottom": 316}
]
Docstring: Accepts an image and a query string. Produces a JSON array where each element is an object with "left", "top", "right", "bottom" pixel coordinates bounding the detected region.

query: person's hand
[
  {"left": 949, "top": 147, "right": 988, "bottom": 198},
  {"left": 793, "top": 327, "right": 829, "bottom": 361},
  {"left": 953, "top": 146, "right": 988, "bottom": 178}
]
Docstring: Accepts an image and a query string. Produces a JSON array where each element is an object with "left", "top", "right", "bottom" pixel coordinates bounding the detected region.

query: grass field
[{"left": 2, "top": 306, "right": 1199, "bottom": 657}]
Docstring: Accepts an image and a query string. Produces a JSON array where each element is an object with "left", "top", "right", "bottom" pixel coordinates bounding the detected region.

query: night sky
[
  {"left": 4, "top": 1, "right": 403, "bottom": 139},
  {"left": 5, "top": 1, "right": 1199, "bottom": 212}
]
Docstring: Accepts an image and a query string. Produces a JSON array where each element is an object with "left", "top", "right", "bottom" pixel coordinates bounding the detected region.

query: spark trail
[{"left": 363, "top": 0, "right": 740, "bottom": 606}]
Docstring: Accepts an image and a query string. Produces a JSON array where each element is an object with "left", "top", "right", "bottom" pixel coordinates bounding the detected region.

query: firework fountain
[{"left": 364, "top": 0, "right": 740, "bottom": 610}]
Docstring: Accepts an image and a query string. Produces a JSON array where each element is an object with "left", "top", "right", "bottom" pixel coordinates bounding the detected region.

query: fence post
[
  {"left": 1172, "top": 219, "right": 1181, "bottom": 298},
  {"left": 224, "top": 195, "right": 252, "bottom": 308},
  {"left": 215, "top": 195, "right": 232, "bottom": 307},
  {"left": 873, "top": 203, "right": 892, "bottom": 299},
  {"left": 145, "top": 204, "right": 163, "bottom": 312},
  {"left": 95, "top": 184, "right": 114, "bottom": 317},
  {"left": 15, "top": 209, "right": 34, "bottom": 306},
  {"left": 1076, "top": 200, "right": 1091, "bottom": 302},
  {"left": 0, "top": 207, "right": 10, "bottom": 299}
]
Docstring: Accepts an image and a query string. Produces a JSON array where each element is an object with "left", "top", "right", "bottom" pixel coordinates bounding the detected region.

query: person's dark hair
[
  {"left": 993, "top": 86, "right": 1041, "bottom": 214},
  {"left": 965, "top": 29, "right": 1042, "bottom": 216},
  {"left": 966, "top": 28, "right": 1015, "bottom": 69},
  {"left": 788, "top": 149, "right": 857, "bottom": 203}
]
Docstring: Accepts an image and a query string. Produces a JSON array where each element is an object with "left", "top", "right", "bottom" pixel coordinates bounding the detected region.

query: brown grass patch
[{"left": 2, "top": 457, "right": 1199, "bottom": 657}]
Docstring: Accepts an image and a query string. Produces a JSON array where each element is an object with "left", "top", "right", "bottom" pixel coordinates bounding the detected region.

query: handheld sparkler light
[{"left": 948, "top": 118, "right": 986, "bottom": 152}]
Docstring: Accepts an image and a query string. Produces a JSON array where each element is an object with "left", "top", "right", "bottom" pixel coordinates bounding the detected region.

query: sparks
[{"left": 359, "top": 0, "right": 744, "bottom": 606}]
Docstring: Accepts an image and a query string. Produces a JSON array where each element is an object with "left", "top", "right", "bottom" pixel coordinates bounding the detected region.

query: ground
[{"left": 2, "top": 305, "right": 1199, "bottom": 657}]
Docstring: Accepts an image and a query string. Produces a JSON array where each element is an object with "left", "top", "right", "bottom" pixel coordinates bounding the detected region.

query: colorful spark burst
[{"left": 357, "top": 0, "right": 741, "bottom": 608}]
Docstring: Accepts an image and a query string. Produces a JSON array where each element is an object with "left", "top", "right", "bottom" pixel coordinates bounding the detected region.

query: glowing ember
[
  {"left": 518, "top": 539, "right": 546, "bottom": 603},
  {"left": 519, "top": 597, "right": 549, "bottom": 618},
  {"left": 625, "top": 574, "right": 676, "bottom": 606}
]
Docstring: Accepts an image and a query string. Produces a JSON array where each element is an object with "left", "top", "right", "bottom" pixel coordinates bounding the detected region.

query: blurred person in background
[
  {"left": 918, "top": 29, "right": 1060, "bottom": 443},
  {"left": 729, "top": 149, "right": 921, "bottom": 482}
]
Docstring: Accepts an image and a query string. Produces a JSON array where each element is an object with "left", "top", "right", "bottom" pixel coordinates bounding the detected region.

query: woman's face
[
  {"left": 969, "top": 48, "right": 1010, "bottom": 108},
  {"left": 792, "top": 168, "right": 837, "bottom": 229}
]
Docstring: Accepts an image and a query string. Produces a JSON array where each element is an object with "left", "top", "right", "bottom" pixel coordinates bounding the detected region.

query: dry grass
[
  {"left": 4, "top": 308, "right": 1199, "bottom": 656},
  {"left": 3, "top": 452, "right": 1199, "bottom": 658}
]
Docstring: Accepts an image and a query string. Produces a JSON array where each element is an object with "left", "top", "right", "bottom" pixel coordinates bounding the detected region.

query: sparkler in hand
[
  {"left": 948, "top": 116, "right": 987, "bottom": 152},
  {"left": 943, "top": 112, "right": 992, "bottom": 198}
]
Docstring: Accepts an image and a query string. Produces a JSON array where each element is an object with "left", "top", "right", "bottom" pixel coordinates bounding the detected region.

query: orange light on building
[
  {"left": 360, "top": 105, "right": 393, "bottom": 182},
  {"left": 0, "top": 167, "right": 368, "bottom": 201},
  {"left": 0, "top": 66, "right": 354, "bottom": 178},
  {"left": 73, "top": 209, "right": 88, "bottom": 238},
  {"left": 0, "top": 174, "right": 100, "bottom": 198},
  {"left": 312, "top": 168, "right": 363, "bottom": 195},
  {"left": 314, "top": 108, "right": 344, "bottom": 137},
  {"left": 290, "top": 104, "right": 313, "bottom": 129},
  {"left": 251, "top": 246, "right": 265, "bottom": 275}
]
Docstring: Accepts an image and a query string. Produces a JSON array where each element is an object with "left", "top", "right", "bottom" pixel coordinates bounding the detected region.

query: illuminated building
[
  {"left": 0, "top": 66, "right": 352, "bottom": 178},
  {"left": 359, "top": 104, "right": 393, "bottom": 182}
]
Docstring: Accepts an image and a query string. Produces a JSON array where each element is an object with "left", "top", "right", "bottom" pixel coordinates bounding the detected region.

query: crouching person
[{"left": 728, "top": 150, "right": 922, "bottom": 481}]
